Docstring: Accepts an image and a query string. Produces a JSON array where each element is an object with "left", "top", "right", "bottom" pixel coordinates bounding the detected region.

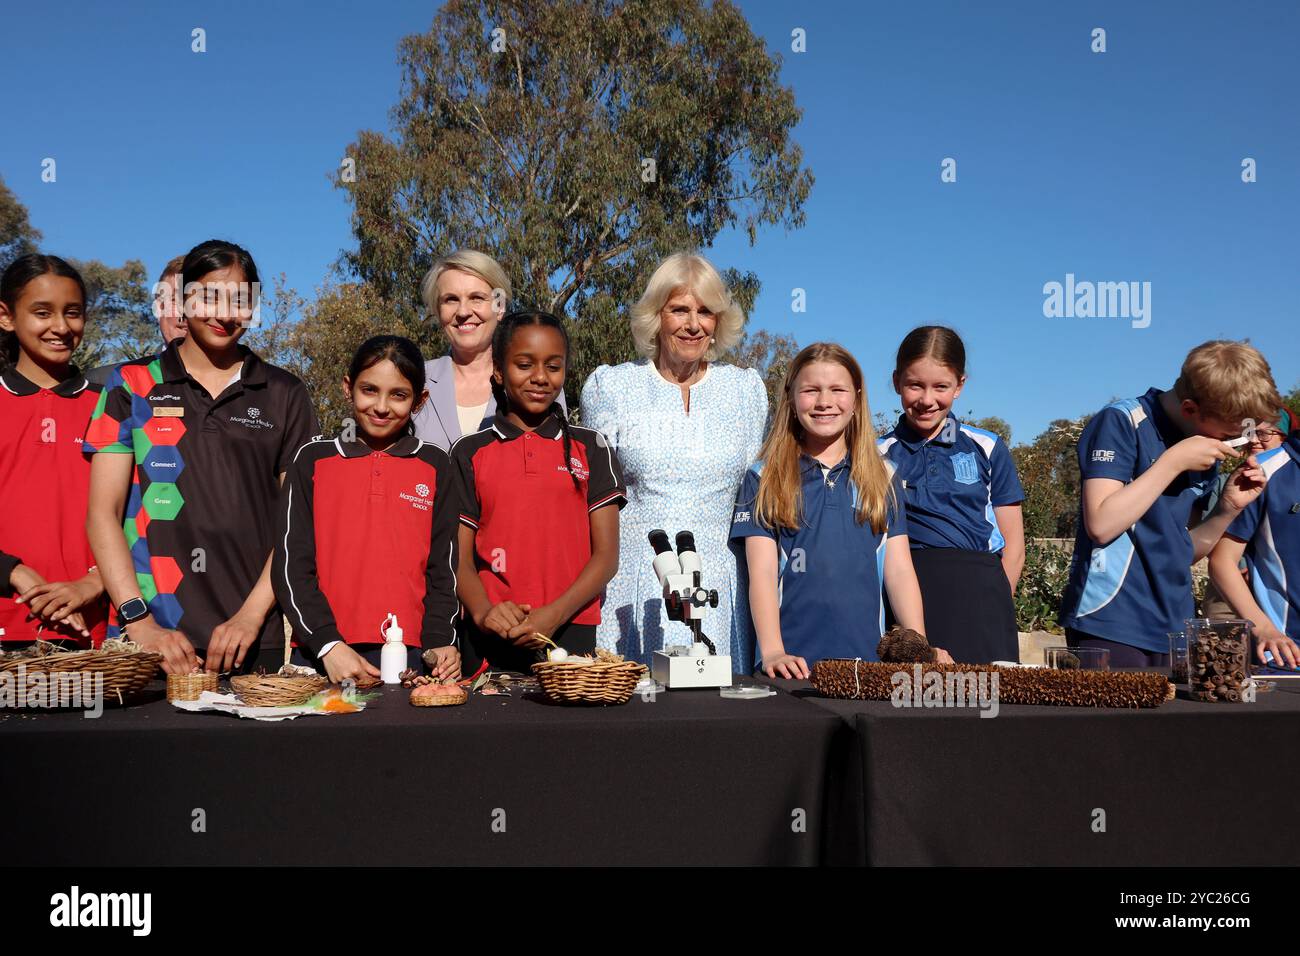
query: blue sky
[{"left": 3, "top": 0, "right": 1296, "bottom": 444}]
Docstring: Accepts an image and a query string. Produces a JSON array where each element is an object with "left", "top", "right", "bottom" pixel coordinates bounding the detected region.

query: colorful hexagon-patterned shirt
[{"left": 83, "top": 340, "right": 318, "bottom": 660}]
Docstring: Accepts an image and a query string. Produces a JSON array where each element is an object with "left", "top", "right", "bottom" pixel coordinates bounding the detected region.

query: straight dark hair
[
  {"left": 894, "top": 325, "right": 967, "bottom": 380},
  {"left": 491, "top": 310, "right": 580, "bottom": 491},
  {"left": 181, "top": 239, "right": 260, "bottom": 295},
  {"left": 0, "top": 254, "right": 88, "bottom": 369},
  {"left": 346, "top": 334, "right": 427, "bottom": 435}
]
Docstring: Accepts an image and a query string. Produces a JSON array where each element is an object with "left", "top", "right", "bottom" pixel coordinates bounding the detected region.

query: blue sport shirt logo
[{"left": 951, "top": 451, "right": 980, "bottom": 485}]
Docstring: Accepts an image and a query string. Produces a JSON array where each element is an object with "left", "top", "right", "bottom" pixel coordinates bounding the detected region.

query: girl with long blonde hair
[{"left": 731, "top": 343, "right": 947, "bottom": 677}]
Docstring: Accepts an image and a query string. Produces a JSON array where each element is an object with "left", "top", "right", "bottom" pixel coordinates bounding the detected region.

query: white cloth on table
[{"left": 580, "top": 359, "right": 768, "bottom": 672}]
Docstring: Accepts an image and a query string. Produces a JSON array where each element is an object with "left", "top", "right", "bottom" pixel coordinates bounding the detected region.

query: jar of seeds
[{"left": 1186, "top": 619, "right": 1253, "bottom": 702}]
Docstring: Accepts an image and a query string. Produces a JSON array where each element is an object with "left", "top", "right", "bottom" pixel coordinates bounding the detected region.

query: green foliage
[
  {"left": 1012, "top": 415, "right": 1090, "bottom": 539},
  {"left": 1284, "top": 384, "right": 1300, "bottom": 429},
  {"left": 242, "top": 273, "right": 307, "bottom": 371},
  {"left": 72, "top": 259, "right": 158, "bottom": 369},
  {"left": 281, "top": 282, "right": 437, "bottom": 434},
  {"left": 1014, "top": 539, "right": 1071, "bottom": 633},
  {"left": 337, "top": 0, "right": 812, "bottom": 408},
  {"left": 0, "top": 175, "right": 42, "bottom": 271},
  {"left": 721, "top": 327, "right": 799, "bottom": 414},
  {"left": 967, "top": 415, "right": 1011, "bottom": 445}
]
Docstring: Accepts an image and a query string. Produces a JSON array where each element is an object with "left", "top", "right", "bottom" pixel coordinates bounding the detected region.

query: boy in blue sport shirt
[
  {"left": 1058, "top": 341, "right": 1279, "bottom": 667},
  {"left": 1209, "top": 424, "right": 1300, "bottom": 669}
]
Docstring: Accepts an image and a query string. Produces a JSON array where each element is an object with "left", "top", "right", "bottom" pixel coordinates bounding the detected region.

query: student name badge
[{"left": 153, "top": 406, "right": 185, "bottom": 418}]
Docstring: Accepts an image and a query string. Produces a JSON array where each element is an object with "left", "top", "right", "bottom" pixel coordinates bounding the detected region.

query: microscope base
[{"left": 652, "top": 645, "right": 733, "bottom": 689}]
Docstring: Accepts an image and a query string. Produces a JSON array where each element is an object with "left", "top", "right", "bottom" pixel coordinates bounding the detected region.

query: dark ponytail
[
  {"left": 0, "top": 254, "right": 88, "bottom": 369},
  {"left": 346, "top": 334, "right": 427, "bottom": 434},
  {"left": 491, "top": 310, "right": 580, "bottom": 491},
  {"left": 894, "top": 325, "right": 967, "bottom": 379}
]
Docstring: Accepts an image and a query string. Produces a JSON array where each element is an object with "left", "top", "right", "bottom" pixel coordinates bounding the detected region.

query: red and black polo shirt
[
  {"left": 273, "top": 434, "right": 460, "bottom": 654},
  {"left": 81, "top": 340, "right": 318, "bottom": 652},
  {"left": 451, "top": 410, "right": 625, "bottom": 626},
  {"left": 0, "top": 365, "right": 106, "bottom": 645}
]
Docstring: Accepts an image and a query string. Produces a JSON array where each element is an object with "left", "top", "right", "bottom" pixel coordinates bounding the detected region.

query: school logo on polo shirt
[
  {"left": 230, "top": 406, "right": 275, "bottom": 429},
  {"left": 951, "top": 451, "right": 979, "bottom": 484},
  {"left": 400, "top": 483, "right": 433, "bottom": 512}
]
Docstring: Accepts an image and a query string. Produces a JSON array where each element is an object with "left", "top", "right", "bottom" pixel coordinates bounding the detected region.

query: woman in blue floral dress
[{"left": 581, "top": 253, "right": 768, "bottom": 671}]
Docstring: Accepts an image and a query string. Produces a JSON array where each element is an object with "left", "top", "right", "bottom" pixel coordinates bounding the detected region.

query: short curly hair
[{"left": 629, "top": 252, "right": 746, "bottom": 362}]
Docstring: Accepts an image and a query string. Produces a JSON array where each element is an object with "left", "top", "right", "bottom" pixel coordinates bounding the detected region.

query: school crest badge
[{"left": 951, "top": 451, "right": 979, "bottom": 485}]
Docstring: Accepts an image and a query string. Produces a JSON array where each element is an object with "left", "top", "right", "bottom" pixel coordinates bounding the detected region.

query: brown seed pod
[
  {"left": 876, "top": 626, "right": 936, "bottom": 663},
  {"left": 809, "top": 660, "right": 1170, "bottom": 708}
]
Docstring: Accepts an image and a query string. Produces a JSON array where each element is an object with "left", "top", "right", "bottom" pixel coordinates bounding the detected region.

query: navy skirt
[{"left": 897, "top": 547, "right": 1019, "bottom": 664}]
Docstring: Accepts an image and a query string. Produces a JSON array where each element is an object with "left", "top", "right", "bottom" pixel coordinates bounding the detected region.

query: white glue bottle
[{"left": 380, "top": 613, "right": 406, "bottom": 685}]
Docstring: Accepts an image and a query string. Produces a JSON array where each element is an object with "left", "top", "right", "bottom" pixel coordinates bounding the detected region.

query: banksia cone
[
  {"left": 876, "top": 626, "right": 937, "bottom": 663},
  {"left": 810, "top": 660, "right": 1170, "bottom": 708}
]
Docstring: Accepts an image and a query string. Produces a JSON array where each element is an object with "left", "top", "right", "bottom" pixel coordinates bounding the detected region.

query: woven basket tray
[
  {"left": 531, "top": 657, "right": 648, "bottom": 705},
  {"left": 0, "top": 648, "right": 163, "bottom": 705},
  {"left": 810, "top": 659, "right": 1170, "bottom": 708},
  {"left": 167, "top": 671, "right": 219, "bottom": 702},
  {"left": 410, "top": 685, "right": 467, "bottom": 707},
  {"left": 230, "top": 673, "right": 329, "bottom": 707}
]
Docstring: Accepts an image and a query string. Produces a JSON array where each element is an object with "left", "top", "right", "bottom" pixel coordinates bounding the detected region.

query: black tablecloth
[
  {"left": 769, "top": 675, "right": 1300, "bottom": 866},
  {"left": 1, "top": 682, "right": 842, "bottom": 866}
]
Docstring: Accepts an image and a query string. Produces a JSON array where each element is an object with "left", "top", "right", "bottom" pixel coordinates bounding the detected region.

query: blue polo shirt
[
  {"left": 730, "top": 455, "right": 907, "bottom": 666},
  {"left": 1059, "top": 388, "right": 1218, "bottom": 652},
  {"left": 877, "top": 415, "right": 1024, "bottom": 552},
  {"left": 1225, "top": 435, "right": 1300, "bottom": 640}
]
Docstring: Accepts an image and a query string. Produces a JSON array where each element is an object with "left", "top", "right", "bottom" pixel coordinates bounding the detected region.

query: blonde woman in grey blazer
[{"left": 411, "top": 250, "right": 567, "bottom": 449}]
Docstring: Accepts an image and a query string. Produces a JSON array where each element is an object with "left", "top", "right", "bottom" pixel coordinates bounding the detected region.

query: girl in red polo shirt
[
  {"left": 0, "top": 254, "right": 106, "bottom": 646},
  {"left": 274, "top": 336, "right": 461, "bottom": 684},
  {"left": 451, "top": 311, "right": 626, "bottom": 673}
]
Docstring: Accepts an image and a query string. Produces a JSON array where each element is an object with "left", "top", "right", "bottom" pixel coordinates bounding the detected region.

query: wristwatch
[{"left": 118, "top": 597, "right": 149, "bottom": 625}]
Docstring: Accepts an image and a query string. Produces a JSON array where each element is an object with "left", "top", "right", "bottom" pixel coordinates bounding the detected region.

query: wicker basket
[
  {"left": 531, "top": 655, "right": 648, "bottom": 705},
  {"left": 227, "top": 638, "right": 330, "bottom": 707},
  {"left": 230, "top": 672, "right": 329, "bottom": 707},
  {"left": 0, "top": 646, "right": 163, "bottom": 705},
  {"left": 410, "top": 685, "right": 467, "bottom": 707},
  {"left": 167, "top": 671, "right": 219, "bottom": 702}
]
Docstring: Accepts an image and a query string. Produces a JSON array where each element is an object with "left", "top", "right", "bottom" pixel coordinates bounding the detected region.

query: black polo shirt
[{"left": 83, "top": 340, "right": 319, "bottom": 658}]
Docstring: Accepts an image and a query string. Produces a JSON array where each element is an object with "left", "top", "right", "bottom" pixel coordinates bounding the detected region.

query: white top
[
  {"left": 457, "top": 402, "right": 488, "bottom": 438},
  {"left": 580, "top": 359, "right": 768, "bottom": 671}
]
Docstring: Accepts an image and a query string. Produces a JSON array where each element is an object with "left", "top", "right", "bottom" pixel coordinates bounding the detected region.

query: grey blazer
[{"left": 412, "top": 354, "right": 567, "bottom": 450}]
